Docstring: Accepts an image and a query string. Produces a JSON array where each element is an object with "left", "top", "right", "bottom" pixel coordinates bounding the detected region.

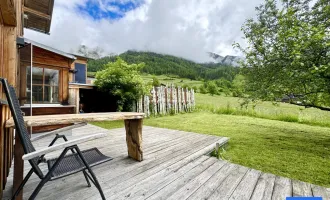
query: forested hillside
[{"left": 87, "top": 51, "right": 240, "bottom": 81}]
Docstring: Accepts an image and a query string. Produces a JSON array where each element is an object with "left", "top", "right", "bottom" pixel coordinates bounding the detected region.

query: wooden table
[{"left": 6, "top": 112, "right": 145, "bottom": 200}]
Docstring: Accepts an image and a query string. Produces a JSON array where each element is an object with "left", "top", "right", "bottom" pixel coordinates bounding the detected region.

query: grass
[
  {"left": 195, "top": 93, "right": 330, "bottom": 127},
  {"left": 90, "top": 80, "right": 330, "bottom": 187},
  {"left": 92, "top": 112, "right": 330, "bottom": 187},
  {"left": 141, "top": 74, "right": 203, "bottom": 88}
]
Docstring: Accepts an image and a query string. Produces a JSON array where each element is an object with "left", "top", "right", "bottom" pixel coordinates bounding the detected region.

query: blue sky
[{"left": 77, "top": 0, "right": 145, "bottom": 20}]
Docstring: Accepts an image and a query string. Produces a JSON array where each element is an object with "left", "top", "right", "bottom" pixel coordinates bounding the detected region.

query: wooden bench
[{"left": 6, "top": 112, "right": 145, "bottom": 161}]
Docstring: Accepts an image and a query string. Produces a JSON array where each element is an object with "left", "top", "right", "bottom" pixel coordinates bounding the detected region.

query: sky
[{"left": 25, "top": 0, "right": 265, "bottom": 62}]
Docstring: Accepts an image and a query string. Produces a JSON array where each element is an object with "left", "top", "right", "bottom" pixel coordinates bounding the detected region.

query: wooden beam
[
  {"left": 6, "top": 112, "right": 145, "bottom": 128},
  {"left": 0, "top": 0, "right": 17, "bottom": 26},
  {"left": 23, "top": 6, "right": 50, "bottom": 20},
  {"left": 124, "top": 119, "right": 143, "bottom": 161}
]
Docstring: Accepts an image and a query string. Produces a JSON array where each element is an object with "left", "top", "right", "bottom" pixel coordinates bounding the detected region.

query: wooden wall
[
  {"left": 0, "top": 0, "right": 23, "bottom": 197},
  {"left": 19, "top": 46, "right": 73, "bottom": 105}
]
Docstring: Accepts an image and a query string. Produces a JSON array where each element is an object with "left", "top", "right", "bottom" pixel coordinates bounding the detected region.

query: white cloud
[{"left": 25, "top": 0, "right": 264, "bottom": 62}]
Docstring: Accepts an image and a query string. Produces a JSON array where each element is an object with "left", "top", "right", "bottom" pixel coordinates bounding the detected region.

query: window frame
[{"left": 27, "top": 66, "right": 61, "bottom": 104}]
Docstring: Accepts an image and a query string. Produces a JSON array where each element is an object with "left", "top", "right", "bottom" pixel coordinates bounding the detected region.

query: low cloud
[{"left": 25, "top": 0, "right": 264, "bottom": 62}]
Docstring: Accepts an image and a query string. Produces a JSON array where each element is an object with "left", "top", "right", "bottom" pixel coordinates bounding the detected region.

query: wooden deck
[{"left": 2, "top": 125, "right": 330, "bottom": 200}]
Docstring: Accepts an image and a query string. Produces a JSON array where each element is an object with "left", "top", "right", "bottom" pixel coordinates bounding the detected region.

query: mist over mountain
[{"left": 207, "top": 52, "right": 244, "bottom": 67}]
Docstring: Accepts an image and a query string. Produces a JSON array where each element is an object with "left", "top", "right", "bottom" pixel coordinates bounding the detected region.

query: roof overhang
[
  {"left": 24, "top": 38, "right": 77, "bottom": 60},
  {"left": 23, "top": 0, "right": 54, "bottom": 34}
]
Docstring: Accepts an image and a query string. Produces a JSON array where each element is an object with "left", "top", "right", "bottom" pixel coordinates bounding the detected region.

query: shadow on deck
[{"left": 2, "top": 125, "right": 329, "bottom": 199}]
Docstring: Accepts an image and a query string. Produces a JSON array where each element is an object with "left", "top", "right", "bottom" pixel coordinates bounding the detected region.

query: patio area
[{"left": 2, "top": 124, "right": 329, "bottom": 200}]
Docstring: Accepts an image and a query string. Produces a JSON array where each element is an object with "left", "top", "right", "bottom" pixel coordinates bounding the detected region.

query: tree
[
  {"left": 151, "top": 76, "right": 161, "bottom": 87},
  {"left": 235, "top": 0, "right": 330, "bottom": 110},
  {"left": 94, "top": 58, "right": 149, "bottom": 111},
  {"left": 207, "top": 81, "right": 218, "bottom": 96}
]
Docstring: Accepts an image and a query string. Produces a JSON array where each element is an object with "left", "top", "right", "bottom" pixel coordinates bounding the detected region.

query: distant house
[{"left": 18, "top": 39, "right": 94, "bottom": 131}]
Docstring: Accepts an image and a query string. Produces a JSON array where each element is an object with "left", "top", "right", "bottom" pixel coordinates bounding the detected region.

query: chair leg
[
  {"left": 75, "top": 146, "right": 106, "bottom": 200},
  {"left": 83, "top": 170, "right": 91, "bottom": 187},
  {"left": 29, "top": 147, "right": 71, "bottom": 200},
  {"left": 28, "top": 177, "right": 49, "bottom": 200},
  {"left": 11, "top": 169, "right": 34, "bottom": 200}
]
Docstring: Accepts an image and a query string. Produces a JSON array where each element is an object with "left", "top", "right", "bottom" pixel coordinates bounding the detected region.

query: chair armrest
[
  {"left": 23, "top": 132, "right": 107, "bottom": 160},
  {"left": 31, "top": 123, "right": 87, "bottom": 142}
]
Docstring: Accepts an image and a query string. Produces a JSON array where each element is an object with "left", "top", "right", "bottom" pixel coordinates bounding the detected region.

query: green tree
[
  {"left": 207, "top": 81, "right": 218, "bottom": 96},
  {"left": 199, "top": 85, "right": 207, "bottom": 94},
  {"left": 94, "top": 58, "right": 149, "bottom": 111},
  {"left": 235, "top": 0, "right": 330, "bottom": 110},
  {"left": 232, "top": 74, "right": 246, "bottom": 97},
  {"left": 151, "top": 76, "right": 161, "bottom": 87}
]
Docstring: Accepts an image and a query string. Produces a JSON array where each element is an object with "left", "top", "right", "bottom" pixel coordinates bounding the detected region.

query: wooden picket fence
[{"left": 134, "top": 85, "right": 195, "bottom": 117}]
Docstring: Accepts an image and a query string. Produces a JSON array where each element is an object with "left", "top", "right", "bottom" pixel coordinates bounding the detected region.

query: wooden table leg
[
  {"left": 124, "top": 119, "right": 143, "bottom": 161},
  {"left": 13, "top": 135, "right": 24, "bottom": 200}
]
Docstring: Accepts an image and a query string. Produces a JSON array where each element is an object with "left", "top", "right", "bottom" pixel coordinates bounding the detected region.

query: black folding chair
[{"left": 0, "top": 78, "right": 112, "bottom": 200}]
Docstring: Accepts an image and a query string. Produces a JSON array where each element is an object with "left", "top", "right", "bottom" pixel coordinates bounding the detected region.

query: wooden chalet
[{"left": 0, "top": 0, "right": 55, "bottom": 198}]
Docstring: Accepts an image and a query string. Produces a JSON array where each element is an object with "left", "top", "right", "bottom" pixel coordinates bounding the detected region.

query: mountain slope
[
  {"left": 207, "top": 52, "right": 244, "bottom": 66},
  {"left": 88, "top": 50, "right": 240, "bottom": 81}
]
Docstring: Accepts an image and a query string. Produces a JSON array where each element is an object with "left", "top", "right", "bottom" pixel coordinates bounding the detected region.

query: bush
[
  {"left": 152, "top": 76, "right": 161, "bottom": 87},
  {"left": 207, "top": 81, "right": 218, "bottom": 96},
  {"left": 199, "top": 85, "right": 207, "bottom": 94},
  {"left": 94, "top": 58, "right": 149, "bottom": 111}
]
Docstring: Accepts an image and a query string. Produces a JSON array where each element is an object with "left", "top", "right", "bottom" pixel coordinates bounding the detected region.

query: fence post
[
  {"left": 151, "top": 87, "right": 157, "bottom": 116},
  {"left": 191, "top": 89, "right": 195, "bottom": 110}
]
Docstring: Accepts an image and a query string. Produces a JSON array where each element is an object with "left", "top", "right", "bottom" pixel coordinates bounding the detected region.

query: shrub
[{"left": 94, "top": 58, "right": 150, "bottom": 111}]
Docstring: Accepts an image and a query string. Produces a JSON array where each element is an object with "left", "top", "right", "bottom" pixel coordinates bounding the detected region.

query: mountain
[
  {"left": 207, "top": 52, "right": 244, "bottom": 67},
  {"left": 88, "top": 50, "right": 240, "bottom": 81}
]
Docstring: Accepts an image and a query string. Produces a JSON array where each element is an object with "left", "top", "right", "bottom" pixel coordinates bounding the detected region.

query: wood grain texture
[
  {"left": 229, "top": 169, "right": 262, "bottom": 200},
  {"left": 124, "top": 119, "right": 143, "bottom": 161},
  {"left": 0, "top": 0, "right": 17, "bottom": 26},
  {"left": 292, "top": 179, "right": 312, "bottom": 196},
  {"left": 271, "top": 176, "right": 292, "bottom": 200},
  {"left": 6, "top": 112, "right": 145, "bottom": 127},
  {"left": 250, "top": 173, "right": 276, "bottom": 200}
]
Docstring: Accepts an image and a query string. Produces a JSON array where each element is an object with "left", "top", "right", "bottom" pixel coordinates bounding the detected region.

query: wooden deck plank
[
  {"left": 229, "top": 169, "right": 262, "bottom": 200},
  {"left": 31, "top": 136, "right": 226, "bottom": 199},
  {"left": 166, "top": 158, "right": 226, "bottom": 200},
  {"left": 187, "top": 161, "right": 235, "bottom": 200},
  {"left": 2, "top": 125, "right": 330, "bottom": 200},
  {"left": 250, "top": 173, "right": 276, "bottom": 200},
  {"left": 311, "top": 185, "right": 329, "bottom": 199},
  {"left": 109, "top": 156, "right": 210, "bottom": 200},
  {"left": 292, "top": 179, "right": 313, "bottom": 196},
  {"left": 271, "top": 176, "right": 292, "bottom": 200},
  {"left": 147, "top": 157, "right": 220, "bottom": 200},
  {"left": 207, "top": 164, "right": 249, "bottom": 200}
]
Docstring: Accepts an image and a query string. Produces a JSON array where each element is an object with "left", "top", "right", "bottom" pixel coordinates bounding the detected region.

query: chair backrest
[{"left": 1, "top": 78, "right": 43, "bottom": 178}]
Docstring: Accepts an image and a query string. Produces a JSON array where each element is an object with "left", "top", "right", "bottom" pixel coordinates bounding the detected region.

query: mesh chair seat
[{"left": 47, "top": 148, "right": 113, "bottom": 180}]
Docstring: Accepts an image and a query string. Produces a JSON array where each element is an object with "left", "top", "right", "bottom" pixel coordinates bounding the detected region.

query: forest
[{"left": 87, "top": 50, "right": 240, "bottom": 81}]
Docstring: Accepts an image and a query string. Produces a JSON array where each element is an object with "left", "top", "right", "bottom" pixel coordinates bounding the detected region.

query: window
[
  {"left": 74, "top": 63, "right": 86, "bottom": 84},
  {"left": 26, "top": 66, "right": 59, "bottom": 103}
]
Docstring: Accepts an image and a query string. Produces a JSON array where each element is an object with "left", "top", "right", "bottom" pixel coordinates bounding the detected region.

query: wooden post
[
  {"left": 13, "top": 135, "right": 24, "bottom": 200},
  {"left": 124, "top": 119, "right": 143, "bottom": 161}
]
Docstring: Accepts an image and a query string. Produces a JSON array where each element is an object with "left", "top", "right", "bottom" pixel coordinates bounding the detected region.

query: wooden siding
[
  {"left": 0, "top": 0, "right": 23, "bottom": 198},
  {"left": 19, "top": 46, "right": 73, "bottom": 105},
  {"left": 20, "top": 46, "right": 72, "bottom": 68}
]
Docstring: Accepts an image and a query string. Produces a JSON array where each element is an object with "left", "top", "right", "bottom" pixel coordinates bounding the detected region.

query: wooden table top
[{"left": 5, "top": 112, "right": 145, "bottom": 128}]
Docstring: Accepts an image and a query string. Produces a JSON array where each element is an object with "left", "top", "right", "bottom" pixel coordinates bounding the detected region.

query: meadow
[
  {"left": 141, "top": 74, "right": 203, "bottom": 88},
  {"left": 91, "top": 81, "right": 330, "bottom": 187}
]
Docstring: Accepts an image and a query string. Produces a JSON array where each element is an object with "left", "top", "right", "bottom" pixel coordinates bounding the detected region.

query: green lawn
[
  {"left": 92, "top": 112, "right": 330, "bottom": 187},
  {"left": 142, "top": 74, "right": 203, "bottom": 88},
  {"left": 196, "top": 93, "right": 330, "bottom": 127}
]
